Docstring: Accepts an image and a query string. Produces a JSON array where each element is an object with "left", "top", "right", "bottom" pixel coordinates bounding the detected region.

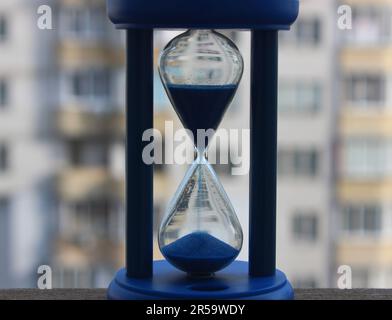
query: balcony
[
  {"left": 57, "top": 39, "right": 124, "bottom": 69},
  {"left": 58, "top": 167, "right": 124, "bottom": 202},
  {"left": 55, "top": 239, "right": 124, "bottom": 269},
  {"left": 341, "top": 46, "right": 392, "bottom": 72},
  {"left": 340, "top": 110, "right": 392, "bottom": 136},
  {"left": 56, "top": 107, "right": 125, "bottom": 138},
  {"left": 336, "top": 239, "right": 392, "bottom": 268},
  {"left": 338, "top": 179, "right": 392, "bottom": 202}
]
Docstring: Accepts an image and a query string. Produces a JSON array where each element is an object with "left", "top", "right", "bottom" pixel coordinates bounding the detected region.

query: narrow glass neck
[{"left": 195, "top": 147, "right": 207, "bottom": 162}]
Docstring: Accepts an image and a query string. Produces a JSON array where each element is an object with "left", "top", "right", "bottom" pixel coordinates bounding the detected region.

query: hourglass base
[{"left": 107, "top": 260, "right": 294, "bottom": 300}]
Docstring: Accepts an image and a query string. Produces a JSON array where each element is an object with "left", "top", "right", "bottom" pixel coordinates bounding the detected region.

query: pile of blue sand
[{"left": 161, "top": 232, "right": 239, "bottom": 275}]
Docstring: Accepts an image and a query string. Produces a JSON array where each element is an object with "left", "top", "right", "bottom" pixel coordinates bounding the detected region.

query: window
[
  {"left": 280, "top": 18, "right": 321, "bottom": 46},
  {"left": 0, "top": 144, "right": 8, "bottom": 172},
  {"left": 279, "top": 82, "right": 321, "bottom": 114},
  {"left": 292, "top": 212, "right": 318, "bottom": 241},
  {"left": 68, "top": 9, "right": 85, "bottom": 34},
  {"left": 0, "top": 79, "right": 8, "bottom": 107},
  {"left": 278, "top": 148, "right": 319, "bottom": 177},
  {"left": 61, "top": 6, "right": 108, "bottom": 40},
  {"left": 80, "top": 143, "right": 108, "bottom": 167},
  {"left": 63, "top": 200, "right": 122, "bottom": 244},
  {"left": 344, "top": 139, "right": 386, "bottom": 178},
  {"left": 69, "top": 141, "right": 109, "bottom": 167},
  {"left": 346, "top": 7, "right": 391, "bottom": 45},
  {"left": 69, "top": 69, "right": 112, "bottom": 112},
  {"left": 0, "top": 197, "right": 9, "bottom": 212},
  {"left": 0, "top": 16, "right": 7, "bottom": 41},
  {"left": 297, "top": 19, "right": 321, "bottom": 45},
  {"left": 345, "top": 74, "right": 385, "bottom": 107},
  {"left": 71, "top": 69, "right": 111, "bottom": 98},
  {"left": 342, "top": 204, "right": 382, "bottom": 234}
]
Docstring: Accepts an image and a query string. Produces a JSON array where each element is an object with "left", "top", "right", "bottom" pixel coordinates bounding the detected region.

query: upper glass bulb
[
  {"left": 159, "top": 29, "right": 243, "bottom": 86},
  {"left": 159, "top": 30, "right": 244, "bottom": 148}
]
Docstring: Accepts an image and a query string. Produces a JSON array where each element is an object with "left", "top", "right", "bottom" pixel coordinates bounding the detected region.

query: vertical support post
[
  {"left": 249, "top": 30, "right": 278, "bottom": 277},
  {"left": 125, "top": 29, "right": 154, "bottom": 278}
]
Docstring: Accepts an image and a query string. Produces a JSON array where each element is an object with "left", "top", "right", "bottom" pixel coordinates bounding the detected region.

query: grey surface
[
  {"left": 0, "top": 289, "right": 392, "bottom": 300},
  {"left": 295, "top": 289, "right": 392, "bottom": 300}
]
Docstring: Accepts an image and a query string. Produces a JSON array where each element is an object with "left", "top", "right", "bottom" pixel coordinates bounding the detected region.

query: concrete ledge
[{"left": 0, "top": 289, "right": 392, "bottom": 300}]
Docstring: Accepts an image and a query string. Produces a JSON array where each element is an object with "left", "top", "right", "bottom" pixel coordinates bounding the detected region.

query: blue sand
[
  {"left": 165, "top": 84, "right": 237, "bottom": 146},
  {"left": 161, "top": 232, "right": 239, "bottom": 275}
]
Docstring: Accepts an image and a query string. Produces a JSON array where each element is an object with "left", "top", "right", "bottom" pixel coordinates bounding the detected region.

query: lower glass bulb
[{"left": 158, "top": 156, "right": 243, "bottom": 276}]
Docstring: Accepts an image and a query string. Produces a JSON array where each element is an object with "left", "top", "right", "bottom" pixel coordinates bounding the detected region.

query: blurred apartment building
[
  {"left": 0, "top": 0, "right": 124, "bottom": 289},
  {"left": 52, "top": 0, "right": 126, "bottom": 287},
  {"left": 0, "top": 0, "right": 58, "bottom": 287},
  {"left": 0, "top": 0, "right": 337, "bottom": 288},
  {"left": 276, "top": 0, "right": 335, "bottom": 288},
  {"left": 335, "top": 0, "right": 392, "bottom": 287},
  {"left": 2, "top": 0, "right": 392, "bottom": 290}
]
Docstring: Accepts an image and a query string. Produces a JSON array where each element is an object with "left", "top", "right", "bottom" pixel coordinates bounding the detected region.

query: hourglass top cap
[{"left": 107, "top": 0, "right": 299, "bottom": 30}]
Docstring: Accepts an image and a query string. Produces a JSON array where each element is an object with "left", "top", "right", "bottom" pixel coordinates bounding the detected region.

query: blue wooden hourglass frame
[{"left": 106, "top": 0, "right": 299, "bottom": 300}]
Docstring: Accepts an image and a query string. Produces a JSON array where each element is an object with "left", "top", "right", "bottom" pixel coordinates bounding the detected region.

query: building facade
[
  {"left": 52, "top": 0, "right": 126, "bottom": 287},
  {"left": 0, "top": 0, "right": 58, "bottom": 287},
  {"left": 4, "top": 0, "right": 392, "bottom": 290},
  {"left": 336, "top": 0, "right": 392, "bottom": 288},
  {"left": 276, "top": 0, "right": 335, "bottom": 288},
  {"left": 0, "top": 0, "right": 337, "bottom": 289}
]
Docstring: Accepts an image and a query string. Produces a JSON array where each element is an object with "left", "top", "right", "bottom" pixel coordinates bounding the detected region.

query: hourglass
[
  {"left": 107, "top": 0, "right": 299, "bottom": 300},
  {"left": 158, "top": 29, "right": 244, "bottom": 276}
]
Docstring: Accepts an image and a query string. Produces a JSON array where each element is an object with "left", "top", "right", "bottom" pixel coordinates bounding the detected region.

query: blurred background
[{"left": 0, "top": 0, "right": 390, "bottom": 289}]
